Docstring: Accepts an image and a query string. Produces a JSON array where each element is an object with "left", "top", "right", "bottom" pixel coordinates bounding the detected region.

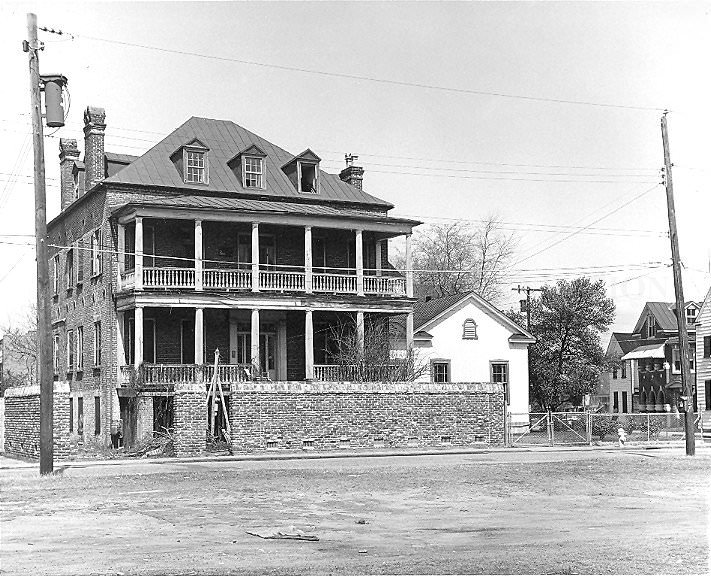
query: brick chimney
[
  {"left": 339, "top": 153, "right": 364, "bottom": 190},
  {"left": 58, "top": 138, "right": 80, "bottom": 210},
  {"left": 83, "top": 106, "right": 106, "bottom": 191}
]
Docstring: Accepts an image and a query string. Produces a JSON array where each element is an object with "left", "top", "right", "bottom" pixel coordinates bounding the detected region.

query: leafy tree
[
  {"left": 410, "top": 217, "right": 516, "bottom": 304},
  {"left": 509, "top": 278, "right": 615, "bottom": 411}
]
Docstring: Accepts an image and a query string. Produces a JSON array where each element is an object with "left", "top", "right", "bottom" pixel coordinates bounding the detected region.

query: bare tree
[
  {"left": 411, "top": 216, "right": 516, "bottom": 303},
  {"left": 1, "top": 304, "right": 38, "bottom": 392},
  {"left": 326, "top": 317, "right": 427, "bottom": 382}
]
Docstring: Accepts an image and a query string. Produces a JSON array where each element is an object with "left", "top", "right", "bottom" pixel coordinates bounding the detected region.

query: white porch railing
[
  {"left": 143, "top": 267, "right": 196, "bottom": 289},
  {"left": 260, "top": 270, "right": 305, "bottom": 291},
  {"left": 313, "top": 363, "right": 405, "bottom": 381},
  {"left": 120, "top": 266, "right": 405, "bottom": 296},
  {"left": 313, "top": 272, "right": 357, "bottom": 294},
  {"left": 363, "top": 275, "right": 406, "bottom": 296},
  {"left": 121, "top": 363, "right": 254, "bottom": 387},
  {"left": 203, "top": 268, "right": 251, "bottom": 290}
]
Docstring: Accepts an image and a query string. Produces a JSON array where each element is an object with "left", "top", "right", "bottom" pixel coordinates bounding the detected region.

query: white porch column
[
  {"left": 375, "top": 239, "right": 382, "bottom": 277},
  {"left": 305, "top": 309, "right": 314, "bottom": 380},
  {"left": 116, "top": 311, "right": 126, "bottom": 368},
  {"left": 194, "top": 219, "right": 203, "bottom": 291},
  {"left": 117, "top": 223, "right": 126, "bottom": 276},
  {"left": 356, "top": 311, "right": 365, "bottom": 354},
  {"left": 135, "top": 216, "right": 143, "bottom": 290},
  {"left": 134, "top": 305, "right": 144, "bottom": 368},
  {"left": 406, "top": 312, "right": 414, "bottom": 350},
  {"left": 304, "top": 225, "right": 313, "bottom": 293},
  {"left": 405, "top": 233, "right": 413, "bottom": 298},
  {"left": 194, "top": 307, "right": 204, "bottom": 364},
  {"left": 251, "top": 222, "right": 260, "bottom": 292},
  {"left": 355, "top": 229, "right": 364, "bottom": 296},
  {"left": 277, "top": 319, "right": 288, "bottom": 381},
  {"left": 251, "top": 308, "right": 260, "bottom": 375}
]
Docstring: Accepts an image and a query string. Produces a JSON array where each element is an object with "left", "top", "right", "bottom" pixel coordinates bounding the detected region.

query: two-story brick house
[
  {"left": 618, "top": 301, "right": 699, "bottom": 413},
  {"left": 48, "top": 107, "right": 420, "bottom": 449}
]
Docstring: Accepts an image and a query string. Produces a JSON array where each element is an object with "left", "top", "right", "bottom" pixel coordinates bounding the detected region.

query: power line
[
  {"left": 512, "top": 183, "right": 662, "bottom": 266},
  {"left": 51, "top": 30, "right": 667, "bottom": 112}
]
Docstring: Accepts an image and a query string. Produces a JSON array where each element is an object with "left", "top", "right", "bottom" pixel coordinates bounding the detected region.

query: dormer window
[
  {"left": 646, "top": 314, "right": 656, "bottom": 338},
  {"left": 244, "top": 157, "right": 263, "bottom": 188},
  {"left": 281, "top": 149, "right": 321, "bottom": 194},
  {"left": 686, "top": 306, "right": 697, "bottom": 325},
  {"left": 185, "top": 150, "right": 206, "bottom": 183},
  {"left": 172, "top": 139, "right": 210, "bottom": 185},
  {"left": 299, "top": 162, "right": 318, "bottom": 193}
]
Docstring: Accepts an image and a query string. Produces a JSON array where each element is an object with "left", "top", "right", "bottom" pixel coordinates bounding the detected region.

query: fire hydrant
[{"left": 617, "top": 427, "right": 627, "bottom": 447}]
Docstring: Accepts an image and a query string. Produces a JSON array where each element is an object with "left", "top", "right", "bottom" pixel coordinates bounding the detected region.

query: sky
[{"left": 0, "top": 1, "right": 709, "bottom": 338}]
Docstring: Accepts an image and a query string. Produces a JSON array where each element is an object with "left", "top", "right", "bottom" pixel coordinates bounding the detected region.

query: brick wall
[
  {"left": 4, "top": 383, "right": 72, "bottom": 460},
  {"left": 229, "top": 381, "right": 504, "bottom": 453},
  {"left": 173, "top": 382, "right": 207, "bottom": 456}
]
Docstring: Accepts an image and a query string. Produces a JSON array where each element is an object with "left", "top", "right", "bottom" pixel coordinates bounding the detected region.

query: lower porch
[{"left": 117, "top": 306, "right": 412, "bottom": 388}]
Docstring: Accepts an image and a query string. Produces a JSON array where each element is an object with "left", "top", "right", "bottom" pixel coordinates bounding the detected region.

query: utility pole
[
  {"left": 661, "top": 110, "right": 695, "bottom": 457},
  {"left": 24, "top": 13, "right": 54, "bottom": 474},
  {"left": 512, "top": 285, "right": 542, "bottom": 331}
]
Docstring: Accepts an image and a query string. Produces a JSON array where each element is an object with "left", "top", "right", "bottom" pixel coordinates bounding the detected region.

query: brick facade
[
  {"left": 3, "top": 383, "right": 72, "bottom": 460},
  {"left": 229, "top": 381, "right": 504, "bottom": 453}
]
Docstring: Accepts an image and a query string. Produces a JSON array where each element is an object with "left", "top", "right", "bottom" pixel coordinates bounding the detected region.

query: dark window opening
[
  {"left": 94, "top": 396, "right": 101, "bottom": 435},
  {"left": 153, "top": 396, "right": 174, "bottom": 435},
  {"left": 69, "top": 399, "right": 74, "bottom": 433},
  {"left": 622, "top": 391, "right": 628, "bottom": 413},
  {"left": 613, "top": 391, "right": 619, "bottom": 412},
  {"left": 77, "top": 397, "right": 84, "bottom": 437},
  {"left": 300, "top": 163, "right": 317, "bottom": 193}
]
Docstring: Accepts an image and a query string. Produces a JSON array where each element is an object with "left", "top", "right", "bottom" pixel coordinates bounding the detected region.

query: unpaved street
[{"left": 1, "top": 449, "right": 709, "bottom": 575}]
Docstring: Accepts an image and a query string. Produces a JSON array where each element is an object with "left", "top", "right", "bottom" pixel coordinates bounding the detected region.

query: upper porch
[{"left": 115, "top": 213, "right": 415, "bottom": 299}]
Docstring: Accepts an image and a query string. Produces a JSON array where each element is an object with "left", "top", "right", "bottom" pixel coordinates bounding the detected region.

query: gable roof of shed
[{"left": 103, "top": 116, "right": 392, "bottom": 209}]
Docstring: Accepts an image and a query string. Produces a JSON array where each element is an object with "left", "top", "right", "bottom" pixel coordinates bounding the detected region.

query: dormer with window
[
  {"left": 171, "top": 139, "right": 209, "bottom": 185},
  {"left": 282, "top": 149, "right": 321, "bottom": 194},
  {"left": 228, "top": 144, "right": 267, "bottom": 190},
  {"left": 645, "top": 314, "right": 656, "bottom": 338},
  {"left": 685, "top": 304, "right": 698, "bottom": 326}
]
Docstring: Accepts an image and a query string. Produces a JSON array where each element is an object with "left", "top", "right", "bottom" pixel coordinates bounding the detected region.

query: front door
[{"left": 260, "top": 333, "right": 276, "bottom": 380}]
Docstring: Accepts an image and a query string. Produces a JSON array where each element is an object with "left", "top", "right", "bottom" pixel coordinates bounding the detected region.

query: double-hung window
[
  {"left": 65, "top": 247, "right": 74, "bottom": 289},
  {"left": 432, "top": 360, "right": 450, "bottom": 383},
  {"left": 93, "top": 321, "right": 102, "bottom": 366},
  {"left": 91, "top": 229, "right": 102, "bottom": 276},
  {"left": 52, "top": 255, "right": 60, "bottom": 295},
  {"left": 704, "top": 336, "right": 711, "bottom": 359},
  {"left": 185, "top": 150, "right": 206, "bottom": 183},
  {"left": 76, "top": 326, "right": 84, "bottom": 372},
  {"left": 52, "top": 334, "right": 60, "bottom": 375},
  {"left": 243, "top": 156, "right": 263, "bottom": 189},
  {"left": 66, "top": 329, "right": 75, "bottom": 372},
  {"left": 491, "top": 362, "right": 509, "bottom": 404}
]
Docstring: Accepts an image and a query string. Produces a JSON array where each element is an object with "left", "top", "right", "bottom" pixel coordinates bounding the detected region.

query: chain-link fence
[{"left": 507, "top": 411, "right": 701, "bottom": 447}]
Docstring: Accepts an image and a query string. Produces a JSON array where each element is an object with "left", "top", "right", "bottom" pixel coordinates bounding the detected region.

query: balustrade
[
  {"left": 203, "top": 268, "right": 251, "bottom": 290},
  {"left": 120, "top": 267, "right": 404, "bottom": 295}
]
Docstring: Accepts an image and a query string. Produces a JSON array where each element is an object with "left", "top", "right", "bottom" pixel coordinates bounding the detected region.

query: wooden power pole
[
  {"left": 661, "top": 111, "right": 695, "bottom": 457},
  {"left": 25, "top": 13, "right": 55, "bottom": 474},
  {"left": 512, "top": 285, "right": 542, "bottom": 331}
]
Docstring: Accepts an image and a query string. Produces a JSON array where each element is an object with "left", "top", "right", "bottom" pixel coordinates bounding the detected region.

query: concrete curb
[{"left": 1, "top": 441, "right": 707, "bottom": 470}]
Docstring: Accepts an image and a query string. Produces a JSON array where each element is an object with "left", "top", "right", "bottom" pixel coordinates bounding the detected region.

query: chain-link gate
[{"left": 508, "top": 412, "right": 589, "bottom": 447}]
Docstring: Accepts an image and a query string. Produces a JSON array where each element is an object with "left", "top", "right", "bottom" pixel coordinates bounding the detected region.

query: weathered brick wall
[
  {"left": 4, "top": 383, "right": 72, "bottom": 460},
  {"left": 173, "top": 382, "right": 207, "bottom": 456},
  {"left": 229, "top": 381, "right": 504, "bottom": 453},
  {"left": 286, "top": 311, "right": 305, "bottom": 381}
]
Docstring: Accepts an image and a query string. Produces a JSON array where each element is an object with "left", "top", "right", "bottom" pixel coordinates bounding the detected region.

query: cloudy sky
[{"left": 0, "top": 1, "right": 709, "bottom": 335}]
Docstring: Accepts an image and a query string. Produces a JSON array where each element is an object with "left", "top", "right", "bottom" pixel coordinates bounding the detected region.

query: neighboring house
[
  {"left": 411, "top": 292, "right": 535, "bottom": 421},
  {"left": 695, "top": 287, "right": 711, "bottom": 428},
  {"left": 47, "top": 106, "right": 419, "bottom": 447},
  {"left": 602, "top": 332, "right": 640, "bottom": 413},
  {"left": 619, "top": 301, "right": 699, "bottom": 413}
]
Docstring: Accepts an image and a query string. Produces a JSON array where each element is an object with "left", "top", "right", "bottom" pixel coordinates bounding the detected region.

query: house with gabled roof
[
  {"left": 619, "top": 300, "right": 700, "bottom": 413},
  {"left": 601, "top": 332, "right": 641, "bottom": 413},
  {"left": 41, "top": 106, "right": 424, "bottom": 453},
  {"left": 410, "top": 292, "right": 535, "bottom": 425}
]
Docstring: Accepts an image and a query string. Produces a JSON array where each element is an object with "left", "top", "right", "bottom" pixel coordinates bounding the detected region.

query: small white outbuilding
[{"left": 412, "top": 292, "right": 535, "bottom": 422}]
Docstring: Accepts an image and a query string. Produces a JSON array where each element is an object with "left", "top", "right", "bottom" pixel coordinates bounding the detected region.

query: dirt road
[{"left": 1, "top": 449, "right": 709, "bottom": 575}]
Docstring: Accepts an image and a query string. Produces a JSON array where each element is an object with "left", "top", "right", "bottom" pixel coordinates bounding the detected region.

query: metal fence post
[
  {"left": 547, "top": 411, "right": 553, "bottom": 446},
  {"left": 587, "top": 412, "right": 592, "bottom": 445},
  {"left": 647, "top": 413, "right": 650, "bottom": 442}
]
